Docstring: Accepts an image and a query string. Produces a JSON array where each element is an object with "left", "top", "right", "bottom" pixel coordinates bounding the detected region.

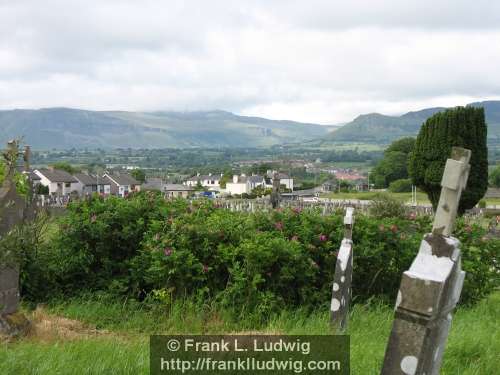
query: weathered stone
[
  {"left": 381, "top": 147, "right": 470, "bottom": 375},
  {"left": 0, "top": 311, "right": 31, "bottom": 339},
  {"left": 0, "top": 266, "right": 20, "bottom": 315},
  {"left": 330, "top": 207, "right": 354, "bottom": 332}
]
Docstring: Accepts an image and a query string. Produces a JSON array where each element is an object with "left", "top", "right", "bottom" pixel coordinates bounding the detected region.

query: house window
[{"left": 65, "top": 183, "right": 71, "bottom": 188}]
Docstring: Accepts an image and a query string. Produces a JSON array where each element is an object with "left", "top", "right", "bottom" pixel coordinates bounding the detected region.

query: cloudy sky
[{"left": 1, "top": 0, "right": 500, "bottom": 124}]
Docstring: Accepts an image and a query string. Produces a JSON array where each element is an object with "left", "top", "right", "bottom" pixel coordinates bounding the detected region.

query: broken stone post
[
  {"left": 330, "top": 206, "right": 355, "bottom": 332},
  {"left": 0, "top": 140, "right": 32, "bottom": 337},
  {"left": 381, "top": 147, "right": 470, "bottom": 375}
]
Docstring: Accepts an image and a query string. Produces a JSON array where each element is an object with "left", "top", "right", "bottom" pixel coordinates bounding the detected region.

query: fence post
[
  {"left": 381, "top": 147, "right": 470, "bottom": 375},
  {"left": 330, "top": 207, "right": 355, "bottom": 332}
]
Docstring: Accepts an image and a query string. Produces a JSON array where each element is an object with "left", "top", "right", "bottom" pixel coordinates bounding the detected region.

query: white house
[
  {"left": 267, "top": 171, "right": 294, "bottom": 191},
  {"left": 184, "top": 173, "right": 223, "bottom": 190},
  {"left": 34, "top": 168, "right": 79, "bottom": 196},
  {"left": 104, "top": 173, "right": 140, "bottom": 197},
  {"left": 225, "top": 174, "right": 266, "bottom": 195}
]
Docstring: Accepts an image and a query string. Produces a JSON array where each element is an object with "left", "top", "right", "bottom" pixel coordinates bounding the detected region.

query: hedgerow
[{"left": 19, "top": 192, "right": 499, "bottom": 312}]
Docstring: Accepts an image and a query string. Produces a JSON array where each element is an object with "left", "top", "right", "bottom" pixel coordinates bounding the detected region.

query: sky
[{"left": 1, "top": 0, "right": 500, "bottom": 124}]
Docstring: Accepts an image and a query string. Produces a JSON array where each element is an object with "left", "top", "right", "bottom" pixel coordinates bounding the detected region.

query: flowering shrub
[{"left": 24, "top": 192, "right": 499, "bottom": 311}]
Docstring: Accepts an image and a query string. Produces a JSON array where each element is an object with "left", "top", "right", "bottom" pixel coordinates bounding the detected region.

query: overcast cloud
[{"left": 1, "top": 0, "right": 500, "bottom": 124}]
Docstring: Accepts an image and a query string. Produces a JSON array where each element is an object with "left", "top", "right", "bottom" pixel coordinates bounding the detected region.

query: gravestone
[
  {"left": 330, "top": 207, "right": 354, "bottom": 332},
  {"left": 381, "top": 147, "right": 470, "bottom": 375},
  {"left": 0, "top": 140, "right": 32, "bottom": 337}
]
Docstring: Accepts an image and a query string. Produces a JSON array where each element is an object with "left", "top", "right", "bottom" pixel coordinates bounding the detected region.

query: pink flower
[
  {"left": 292, "top": 207, "right": 302, "bottom": 214},
  {"left": 390, "top": 225, "right": 398, "bottom": 233},
  {"left": 275, "top": 221, "right": 284, "bottom": 230},
  {"left": 164, "top": 247, "right": 173, "bottom": 256},
  {"left": 464, "top": 225, "right": 472, "bottom": 233},
  {"left": 408, "top": 212, "right": 416, "bottom": 220},
  {"left": 291, "top": 235, "right": 299, "bottom": 242},
  {"left": 202, "top": 264, "right": 209, "bottom": 273},
  {"left": 319, "top": 234, "right": 328, "bottom": 242},
  {"left": 90, "top": 214, "right": 97, "bottom": 223}
]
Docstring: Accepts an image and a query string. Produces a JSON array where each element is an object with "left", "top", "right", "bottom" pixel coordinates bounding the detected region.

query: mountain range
[
  {"left": 0, "top": 108, "right": 335, "bottom": 149},
  {"left": 324, "top": 100, "right": 500, "bottom": 144},
  {"left": 0, "top": 100, "right": 499, "bottom": 149}
]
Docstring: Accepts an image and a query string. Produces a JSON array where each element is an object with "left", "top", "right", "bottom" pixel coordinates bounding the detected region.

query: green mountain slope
[
  {"left": 326, "top": 101, "right": 500, "bottom": 144},
  {"left": 0, "top": 108, "right": 332, "bottom": 149}
]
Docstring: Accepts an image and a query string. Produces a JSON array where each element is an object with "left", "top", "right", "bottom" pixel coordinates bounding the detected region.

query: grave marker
[
  {"left": 381, "top": 147, "right": 471, "bottom": 375},
  {"left": 330, "top": 207, "right": 354, "bottom": 332}
]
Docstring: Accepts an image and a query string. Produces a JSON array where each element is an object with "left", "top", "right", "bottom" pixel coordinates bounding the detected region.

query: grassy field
[
  {"left": 1, "top": 292, "right": 498, "bottom": 374},
  {"left": 321, "top": 191, "right": 430, "bottom": 204}
]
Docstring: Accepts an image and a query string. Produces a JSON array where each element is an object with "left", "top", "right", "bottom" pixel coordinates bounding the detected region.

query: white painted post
[
  {"left": 381, "top": 147, "right": 471, "bottom": 375},
  {"left": 330, "top": 207, "right": 355, "bottom": 331}
]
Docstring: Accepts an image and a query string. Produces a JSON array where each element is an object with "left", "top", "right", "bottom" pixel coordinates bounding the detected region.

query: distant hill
[
  {"left": 325, "top": 100, "right": 500, "bottom": 144},
  {"left": 0, "top": 108, "right": 335, "bottom": 149}
]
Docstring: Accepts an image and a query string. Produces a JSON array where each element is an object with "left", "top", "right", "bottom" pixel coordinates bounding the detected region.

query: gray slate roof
[
  {"left": 105, "top": 173, "right": 140, "bottom": 186},
  {"left": 73, "top": 173, "right": 97, "bottom": 186},
  {"left": 164, "top": 184, "right": 194, "bottom": 191},
  {"left": 37, "top": 168, "right": 77, "bottom": 183}
]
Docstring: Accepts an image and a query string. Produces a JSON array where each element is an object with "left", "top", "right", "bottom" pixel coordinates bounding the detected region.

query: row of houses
[
  {"left": 32, "top": 168, "right": 142, "bottom": 197},
  {"left": 28, "top": 167, "right": 295, "bottom": 199},
  {"left": 184, "top": 171, "right": 293, "bottom": 195}
]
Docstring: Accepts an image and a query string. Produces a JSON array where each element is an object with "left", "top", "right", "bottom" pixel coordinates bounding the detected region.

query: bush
[
  {"left": 389, "top": 178, "right": 412, "bottom": 193},
  {"left": 370, "top": 193, "right": 407, "bottom": 219},
  {"left": 17, "top": 193, "right": 499, "bottom": 311}
]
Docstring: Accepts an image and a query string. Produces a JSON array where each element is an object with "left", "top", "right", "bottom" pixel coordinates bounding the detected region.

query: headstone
[
  {"left": 330, "top": 207, "right": 355, "bottom": 332},
  {"left": 381, "top": 147, "right": 470, "bottom": 375}
]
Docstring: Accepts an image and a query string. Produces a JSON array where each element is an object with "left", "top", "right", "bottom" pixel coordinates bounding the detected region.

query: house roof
[
  {"left": 142, "top": 178, "right": 164, "bottom": 191},
  {"left": 186, "top": 174, "right": 222, "bottom": 182},
  {"left": 164, "top": 184, "right": 194, "bottom": 192},
  {"left": 36, "top": 168, "right": 78, "bottom": 183},
  {"left": 73, "top": 173, "right": 97, "bottom": 186},
  {"left": 105, "top": 173, "right": 140, "bottom": 186},
  {"left": 247, "top": 175, "right": 265, "bottom": 183}
]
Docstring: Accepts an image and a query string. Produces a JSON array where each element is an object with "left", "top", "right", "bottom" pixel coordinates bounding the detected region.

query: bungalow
[
  {"left": 34, "top": 168, "right": 79, "bottom": 196},
  {"left": 103, "top": 173, "right": 140, "bottom": 197},
  {"left": 163, "top": 184, "right": 194, "bottom": 198},
  {"left": 73, "top": 173, "right": 112, "bottom": 196},
  {"left": 184, "top": 173, "right": 223, "bottom": 190}
]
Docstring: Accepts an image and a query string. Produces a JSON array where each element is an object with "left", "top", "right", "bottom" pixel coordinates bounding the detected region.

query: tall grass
[{"left": 1, "top": 293, "right": 498, "bottom": 374}]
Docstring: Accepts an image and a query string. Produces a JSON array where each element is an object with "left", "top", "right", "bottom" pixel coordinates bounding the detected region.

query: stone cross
[
  {"left": 381, "top": 147, "right": 470, "bottom": 375},
  {"left": 330, "top": 207, "right": 354, "bottom": 332}
]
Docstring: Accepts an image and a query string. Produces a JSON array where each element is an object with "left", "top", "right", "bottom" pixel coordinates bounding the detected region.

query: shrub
[
  {"left": 16, "top": 193, "right": 498, "bottom": 311},
  {"left": 370, "top": 193, "right": 407, "bottom": 219},
  {"left": 389, "top": 178, "right": 412, "bottom": 193}
]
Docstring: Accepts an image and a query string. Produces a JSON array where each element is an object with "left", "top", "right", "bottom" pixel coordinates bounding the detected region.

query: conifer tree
[{"left": 408, "top": 106, "right": 488, "bottom": 213}]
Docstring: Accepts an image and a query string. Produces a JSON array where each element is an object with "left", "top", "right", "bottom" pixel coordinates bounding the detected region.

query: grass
[
  {"left": 1, "top": 292, "right": 498, "bottom": 374},
  {"left": 321, "top": 191, "right": 430, "bottom": 204}
]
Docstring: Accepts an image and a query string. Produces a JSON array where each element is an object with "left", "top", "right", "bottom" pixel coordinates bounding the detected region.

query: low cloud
[{"left": 1, "top": 0, "right": 499, "bottom": 123}]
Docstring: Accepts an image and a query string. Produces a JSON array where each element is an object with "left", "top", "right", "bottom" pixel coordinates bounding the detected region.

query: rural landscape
[{"left": 1, "top": 1, "right": 499, "bottom": 375}]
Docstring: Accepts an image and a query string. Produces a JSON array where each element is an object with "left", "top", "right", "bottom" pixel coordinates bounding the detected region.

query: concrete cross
[
  {"left": 330, "top": 207, "right": 355, "bottom": 332},
  {"left": 381, "top": 147, "right": 470, "bottom": 375}
]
